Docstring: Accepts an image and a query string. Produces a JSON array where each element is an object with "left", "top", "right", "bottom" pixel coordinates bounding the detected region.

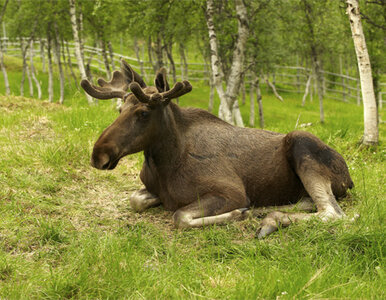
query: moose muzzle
[{"left": 91, "top": 144, "right": 120, "bottom": 170}]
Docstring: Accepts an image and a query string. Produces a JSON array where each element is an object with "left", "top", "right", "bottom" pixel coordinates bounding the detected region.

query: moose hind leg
[
  {"left": 257, "top": 174, "right": 345, "bottom": 239},
  {"left": 130, "top": 188, "right": 161, "bottom": 212},
  {"left": 173, "top": 194, "right": 249, "bottom": 228}
]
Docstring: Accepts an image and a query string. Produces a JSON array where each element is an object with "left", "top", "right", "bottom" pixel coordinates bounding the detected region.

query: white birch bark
[
  {"left": 0, "top": 38, "right": 10, "bottom": 95},
  {"left": 205, "top": 0, "right": 230, "bottom": 122},
  {"left": 206, "top": 0, "right": 249, "bottom": 126},
  {"left": 346, "top": 0, "right": 378, "bottom": 145},
  {"left": 249, "top": 76, "right": 255, "bottom": 127},
  {"left": 264, "top": 74, "right": 284, "bottom": 102},
  {"left": 47, "top": 33, "right": 54, "bottom": 102},
  {"left": 53, "top": 25, "right": 64, "bottom": 104},
  {"left": 40, "top": 39, "right": 46, "bottom": 73},
  {"left": 302, "top": 74, "right": 312, "bottom": 106},
  {"left": 29, "top": 40, "right": 41, "bottom": 99},
  {"left": 69, "top": 0, "right": 93, "bottom": 104}
]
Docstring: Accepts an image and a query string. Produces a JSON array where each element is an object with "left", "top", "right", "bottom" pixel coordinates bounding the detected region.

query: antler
[
  {"left": 81, "top": 70, "right": 129, "bottom": 99},
  {"left": 80, "top": 59, "right": 146, "bottom": 100},
  {"left": 129, "top": 80, "right": 192, "bottom": 106}
]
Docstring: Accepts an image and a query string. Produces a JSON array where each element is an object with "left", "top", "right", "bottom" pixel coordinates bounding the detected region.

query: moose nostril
[
  {"left": 91, "top": 151, "right": 111, "bottom": 170},
  {"left": 101, "top": 161, "right": 110, "bottom": 170}
]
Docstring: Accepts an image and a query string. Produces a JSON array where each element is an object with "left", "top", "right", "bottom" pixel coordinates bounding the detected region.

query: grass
[{"left": 0, "top": 56, "right": 385, "bottom": 299}]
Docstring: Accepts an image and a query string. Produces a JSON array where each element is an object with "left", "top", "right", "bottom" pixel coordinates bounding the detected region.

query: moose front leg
[
  {"left": 173, "top": 193, "right": 249, "bottom": 228},
  {"left": 130, "top": 188, "right": 161, "bottom": 212}
]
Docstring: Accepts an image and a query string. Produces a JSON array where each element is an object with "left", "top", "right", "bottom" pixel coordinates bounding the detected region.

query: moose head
[{"left": 80, "top": 60, "right": 192, "bottom": 170}]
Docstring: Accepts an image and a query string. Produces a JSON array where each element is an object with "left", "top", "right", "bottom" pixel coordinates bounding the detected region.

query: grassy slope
[{"left": 0, "top": 56, "right": 385, "bottom": 299}]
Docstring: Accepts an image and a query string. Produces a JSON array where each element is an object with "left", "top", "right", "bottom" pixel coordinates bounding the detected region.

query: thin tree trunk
[
  {"left": 134, "top": 37, "right": 145, "bottom": 76},
  {"left": 302, "top": 74, "right": 312, "bottom": 106},
  {"left": 29, "top": 40, "right": 41, "bottom": 99},
  {"left": 264, "top": 74, "right": 284, "bottom": 102},
  {"left": 179, "top": 43, "right": 188, "bottom": 81},
  {"left": 256, "top": 78, "right": 264, "bottom": 129},
  {"left": 154, "top": 34, "right": 163, "bottom": 71},
  {"left": 108, "top": 41, "right": 115, "bottom": 70},
  {"left": 165, "top": 41, "right": 176, "bottom": 84},
  {"left": 65, "top": 41, "right": 78, "bottom": 89},
  {"left": 346, "top": 0, "right": 378, "bottom": 144},
  {"left": 249, "top": 76, "right": 255, "bottom": 127},
  {"left": 20, "top": 39, "right": 32, "bottom": 97},
  {"left": 0, "top": 38, "right": 10, "bottom": 95},
  {"left": 40, "top": 38, "right": 46, "bottom": 73},
  {"left": 100, "top": 37, "right": 111, "bottom": 79},
  {"left": 78, "top": 4, "right": 85, "bottom": 65},
  {"left": 69, "top": 0, "right": 93, "bottom": 104},
  {"left": 339, "top": 55, "right": 347, "bottom": 102},
  {"left": 208, "top": 66, "right": 215, "bottom": 113},
  {"left": 54, "top": 23, "right": 64, "bottom": 104},
  {"left": 303, "top": 0, "right": 324, "bottom": 123},
  {"left": 47, "top": 31, "right": 54, "bottom": 102},
  {"left": 313, "top": 56, "right": 324, "bottom": 123},
  {"left": 241, "top": 76, "right": 246, "bottom": 105},
  {"left": 147, "top": 36, "right": 156, "bottom": 73},
  {"left": 61, "top": 37, "right": 69, "bottom": 82}
]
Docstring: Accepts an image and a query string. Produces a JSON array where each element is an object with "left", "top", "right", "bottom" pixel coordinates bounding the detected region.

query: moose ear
[
  {"left": 121, "top": 59, "right": 147, "bottom": 88},
  {"left": 155, "top": 68, "right": 170, "bottom": 92}
]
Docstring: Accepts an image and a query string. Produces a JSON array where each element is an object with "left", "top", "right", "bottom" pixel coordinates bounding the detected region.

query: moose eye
[{"left": 138, "top": 110, "right": 150, "bottom": 119}]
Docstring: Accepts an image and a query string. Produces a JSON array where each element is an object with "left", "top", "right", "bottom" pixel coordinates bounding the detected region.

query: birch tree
[
  {"left": 69, "top": 0, "right": 93, "bottom": 104},
  {"left": 346, "top": 0, "right": 378, "bottom": 145},
  {"left": 205, "top": 0, "right": 249, "bottom": 126},
  {"left": 0, "top": 0, "right": 9, "bottom": 95}
]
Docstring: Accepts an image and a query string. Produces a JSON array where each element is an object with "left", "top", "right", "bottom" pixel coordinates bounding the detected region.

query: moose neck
[{"left": 144, "top": 103, "right": 185, "bottom": 170}]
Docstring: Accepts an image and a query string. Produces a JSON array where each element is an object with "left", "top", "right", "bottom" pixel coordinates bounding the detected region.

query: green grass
[{"left": 0, "top": 57, "right": 385, "bottom": 299}]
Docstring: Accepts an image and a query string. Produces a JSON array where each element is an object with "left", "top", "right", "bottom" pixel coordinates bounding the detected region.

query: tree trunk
[
  {"left": 205, "top": 0, "right": 249, "bottom": 126},
  {"left": 303, "top": 0, "right": 324, "bottom": 123},
  {"left": 241, "top": 76, "right": 246, "bottom": 105},
  {"left": 134, "top": 37, "right": 145, "bottom": 76},
  {"left": 346, "top": 0, "right": 378, "bottom": 145},
  {"left": 208, "top": 65, "right": 215, "bottom": 113},
  {"left": 312, "top": 54, "right": 324, "bottom": 123},
  {"left": 108, "top": 41, "right": 115, "bottom": 70},
  {"left": 20, "top": 39, "right": 33, "bottom": 97},
  {"left": 47, "top": 31, "right": 54, "bottom": 102},
  {"left": 69, "top": 0, "right": 93, "bottom": 104},
  {"left": 147, "top": 36, "right": 156, "bottom": 74},
  {"left": 256, "top": 78, "right": 264, "bottom": 129},
  {"left": 302, "top": 74, "right": 312, "bottom": 106},
  {"left": 65, "top": 40, "right": 79, "bottom": 89},
  {"left": 264, "top": 74, "right": 284, "bottom": 102},
  {"left": 53, "top": 23, "right": 65, "bottom": 104},
  {"left": 165, "top": 41, "right": 177, "bottom": 84},
  {"left": 29, "top": 40, "right": 41, "bottom": 99},
  {"left": 179, "top": 43, "right": 188, "bottom": 81},
  {"left": 154, "top": 34, "right": 163, "bottom": 71},
  {"left": 99, "top": 37, "right": 111, "bottom": 79},
  {"left": 40, "top": 39, "right": 46, "bottom": 73},
  {"left": 249, "top": 76, "right": 255, "bottom": 127},
  {"left": 232, "top": 100, "right": 244, "bottom": 127},
  {"left": 0, "top": 38, "right": 10, "bottom": 95}
]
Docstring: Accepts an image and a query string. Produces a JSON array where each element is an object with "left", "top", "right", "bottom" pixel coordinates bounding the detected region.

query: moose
[{"left": 81, "top": 60, "right": 353, "bottom": 238}]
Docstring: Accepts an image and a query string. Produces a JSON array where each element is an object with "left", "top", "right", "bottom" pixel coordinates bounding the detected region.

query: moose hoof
[
  {"left": 256, "top": 224, "right": 278, "bottom": 239},
  {"left": 129, "top": 189, "right": 159, "bottom": 213}
]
